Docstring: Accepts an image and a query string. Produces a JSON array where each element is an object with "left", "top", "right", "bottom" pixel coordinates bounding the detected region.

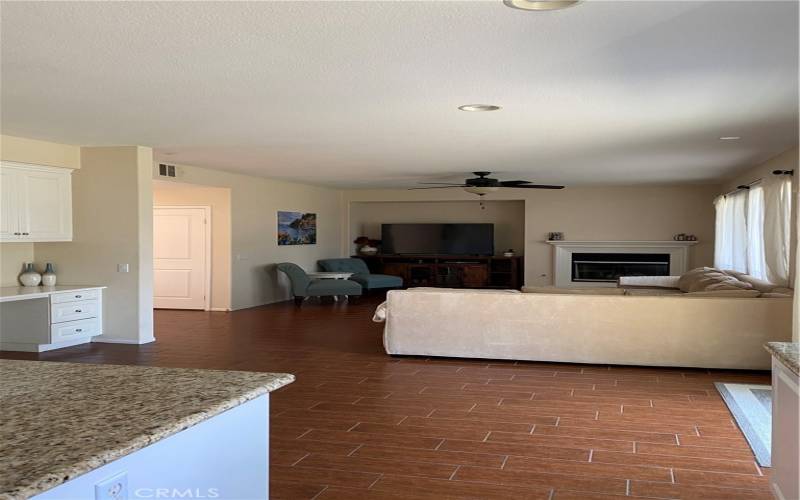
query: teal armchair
[
  {"left": 277, "top": 262, "right": 362, "bottom": 305},
  {"left": 317, "top": 258, "right": 403, "bottom": 291}
]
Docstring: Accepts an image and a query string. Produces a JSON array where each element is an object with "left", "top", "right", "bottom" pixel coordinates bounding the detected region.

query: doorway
[{"left": 153, "top": 206, "right": 211, "bottom": 310}]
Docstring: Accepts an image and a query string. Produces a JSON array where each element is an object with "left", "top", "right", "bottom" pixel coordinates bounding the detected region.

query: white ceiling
[{"left": 1, "top": 1, "right": 797, "bottom": 188}]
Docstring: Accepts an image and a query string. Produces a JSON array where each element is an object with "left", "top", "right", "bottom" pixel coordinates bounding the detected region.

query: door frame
[{"left": 153, "top": 205, "right": 212, "bottom": 311}]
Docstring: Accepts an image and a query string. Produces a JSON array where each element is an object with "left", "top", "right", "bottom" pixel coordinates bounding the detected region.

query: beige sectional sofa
[{"left": 376, "top": 280, "right": 792, "bottom": 369}]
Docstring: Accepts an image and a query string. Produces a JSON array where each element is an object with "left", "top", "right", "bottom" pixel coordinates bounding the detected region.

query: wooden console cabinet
[{"left": 356, "top": 255, "right": 523, "bottom": 289}]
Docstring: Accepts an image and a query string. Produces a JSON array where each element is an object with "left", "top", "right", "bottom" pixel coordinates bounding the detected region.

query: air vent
[{"left": 158, "top": 164, "right": 176, "bottom": 177}]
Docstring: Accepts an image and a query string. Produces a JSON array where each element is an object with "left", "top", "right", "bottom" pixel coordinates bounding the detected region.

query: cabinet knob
[
  {"left": 75, "top": 309, "right": 82, "bottom": 313},
  {"left": 75, "top": 328, "right": 83, "bottom": 332},
  {"left": 75, "top": 295, "right": 82, "bottom": 298},
  {"left": 21, "top": 232, "right": 29, "bottom": 235},
  {"left": 13, "top": 232, "right": 20, "bottom": 235}
]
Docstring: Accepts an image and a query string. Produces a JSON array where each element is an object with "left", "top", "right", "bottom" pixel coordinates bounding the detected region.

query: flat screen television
[{"left": 381, "top": 223, "right": 494, "bottom": 256}]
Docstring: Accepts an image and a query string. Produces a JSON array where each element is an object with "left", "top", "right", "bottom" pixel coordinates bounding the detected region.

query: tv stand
[{"left": 355, "top": 254, "right": 523, "bottom": 289}]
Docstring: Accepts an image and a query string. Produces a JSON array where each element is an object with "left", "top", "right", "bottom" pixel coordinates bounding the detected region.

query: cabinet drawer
[
  {"left": 51, "top": 318, "right": 100, "bottom": 343},
  {"left": 51, "top": 300, "right": 99, "bottom": 323},
  {"left": 51, "top": 289, "right": 100, "bottom": 304}
]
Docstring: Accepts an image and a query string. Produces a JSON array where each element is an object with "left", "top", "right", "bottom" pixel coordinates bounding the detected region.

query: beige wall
[
  {"left": 721, "top": 147, "right": 798, "bottom": 193},
  {"left": 344, "top": 185, "right": 719, "bottom": 286},
  {"left": 0, "top": 243, "right": 33, "bottom": 286},
  {"left": 0, "top": 134, "right": 81, "bottom": 285},
  {"left": 153, "top": 180, "right": 232, "bottom": 311},
  {"left": 35, "top": 146, "right": 154, "bottom": 344},
  {"left": 153, "top": 163, "right": 344, "bottom": 310},
  {"left": 1, "top": 134, "right": 81, "bottom": 170},
  {"left": 349, "top": 200, "right": 525, "bottom": 255}
]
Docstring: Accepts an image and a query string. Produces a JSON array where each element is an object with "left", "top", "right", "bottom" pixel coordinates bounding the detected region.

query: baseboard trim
[
  {"left": 93, "top": 336, "right": 156, "bottom": 345},
  {"left": 209, "top": 308, "right": 231, "bottom": 312}
]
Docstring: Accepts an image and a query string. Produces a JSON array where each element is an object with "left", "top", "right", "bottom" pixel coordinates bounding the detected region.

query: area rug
[{"left": 715, "top": 382, "right": 772, "bottom": 467}]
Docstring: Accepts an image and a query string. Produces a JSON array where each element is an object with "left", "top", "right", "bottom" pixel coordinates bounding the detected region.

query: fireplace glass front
[{"left": 571, "top": 253, "right": 670, "bottom": 283}]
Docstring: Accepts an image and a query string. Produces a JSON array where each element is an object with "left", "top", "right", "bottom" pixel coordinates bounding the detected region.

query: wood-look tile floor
[{"left": 1, "top": 295, "right": 773, "bottom": 499}]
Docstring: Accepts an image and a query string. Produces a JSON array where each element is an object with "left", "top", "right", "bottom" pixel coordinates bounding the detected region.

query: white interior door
[{"left": 153, "top": 206, "right": 210, "bottom": 310}]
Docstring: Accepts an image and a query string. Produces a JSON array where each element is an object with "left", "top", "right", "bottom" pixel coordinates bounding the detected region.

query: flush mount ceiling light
[
  {"left": 719, "top": 136, "right": 741, "bottom": 140},
  {"left": 503, "top": 0, "right": 581, "bottom": 11},
  {"left": 458, "top": 104, "right": 501, "bottom": 112}
]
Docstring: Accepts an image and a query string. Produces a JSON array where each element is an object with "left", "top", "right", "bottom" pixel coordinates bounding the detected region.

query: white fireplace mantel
[{"left": 545, "top": 240, "right": 698, "bottom": 288}]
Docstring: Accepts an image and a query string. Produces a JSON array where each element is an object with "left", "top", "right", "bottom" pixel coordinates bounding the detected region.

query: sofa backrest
[
  {"left": 318, "top": 258, "right": 370, "bottom": 274},
  {"left": 276, "top": 262, "right": 311, "bottom": 295}
]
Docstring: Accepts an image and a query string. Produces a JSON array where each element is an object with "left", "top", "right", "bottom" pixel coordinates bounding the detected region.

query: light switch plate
[
  {"left": 117, "top": 264, "right": 130, "bottom": 273},
  {"left": 95, "top": 471, "right": 128, "bottom": 500}
]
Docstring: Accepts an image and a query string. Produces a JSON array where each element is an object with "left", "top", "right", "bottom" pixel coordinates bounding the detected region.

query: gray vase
[
  {"left": 19, "top": 263, "right": 42, "bottom": 287},
  {"left": 42, "top": 263, "right": 57, "bottom": 286}
]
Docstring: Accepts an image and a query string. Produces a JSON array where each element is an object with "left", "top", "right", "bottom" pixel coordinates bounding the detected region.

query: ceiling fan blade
[
  {"left": 407, "top": 186, "right": 462, "bottom": 190},
  {"left": 417, "top": 182, "right": 468, "bottom": 186},
  {"left": 508, "top": 184, "right": 565, "bottom": 189},
  {"left": 499, "top": 180, "right": 532, "bottom": 186}
]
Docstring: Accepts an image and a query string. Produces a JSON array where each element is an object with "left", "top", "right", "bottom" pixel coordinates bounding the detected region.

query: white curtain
[
  {"left": 714, "top": 190, "right": 748, "bottom": 273},
  {"left": 763, "top": 176, "right": 792, "bottom": 286},
  {"left": 746, "top": 184, "right": 767, "bottom": 280}
]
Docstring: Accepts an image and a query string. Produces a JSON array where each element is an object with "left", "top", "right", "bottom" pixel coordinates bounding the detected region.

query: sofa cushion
[
  {"left": 307, "top": 279, "right": 363, "bottom": 296},
  {"left": 623, "top": 288, "right": 685, "bottom": 296},
  {"left": 521, "top": 286, "right": 625, "bottom": 295},
  {"left": 684, "top": 289, "right": 761, "bottom": 298},
  {"left": 349, "top": 273, "right": 403, "bottom": 289},
  {"left": 724, "top": 271, "right": 786, "bottom": 293},
  {"left": 677, "top": 267, "right": 754, "bottom": 292},
  {"left": 318, "top": 258, "right": 370, "bottom": 274},
  {"left": 407, "top": 287, "right": 520, "bottom": 294},
  {"left": 617, "top": 276, "right": 681, "bottom": 289}
]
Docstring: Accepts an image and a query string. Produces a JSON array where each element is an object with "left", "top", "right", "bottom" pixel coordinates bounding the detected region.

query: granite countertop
[
  {"left": 0, "top": 285, "right": 106, "bottom": 303},
  {"left": 765, "top": 342, "right": 799, "bottom": 376},
  {"left": 0, "top": 360, "right": 294, "bottom": 499}
]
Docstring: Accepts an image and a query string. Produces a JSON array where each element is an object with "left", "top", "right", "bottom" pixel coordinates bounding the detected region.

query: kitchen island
[
  {"left": 764, "top": 342, "right": 799, "bottom": 500},
  {"left": 0, "top": 360, "right": 294, "bottom": 499}
]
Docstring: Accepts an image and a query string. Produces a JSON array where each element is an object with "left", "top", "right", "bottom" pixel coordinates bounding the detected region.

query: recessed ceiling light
[
  {"left": 719, "top": 136, "right": 741, "bottom": 141},
  {"left": 458, "top": 104, "right": 501, "bottom": 112},
  {"left": 503, "top": 0, "right": 581, "bottom": 11}
]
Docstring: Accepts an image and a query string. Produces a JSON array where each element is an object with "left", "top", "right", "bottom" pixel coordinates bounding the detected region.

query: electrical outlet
[
  {"left": 117, "top": 264, "right": 130, "bottom": 273},
  {"left": 95, "top": 471, "right": 127, "bottom": 500}
]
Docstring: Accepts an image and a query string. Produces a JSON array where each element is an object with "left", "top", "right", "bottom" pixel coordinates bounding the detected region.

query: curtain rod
[
  {"left": 722, "top": 178, "right": 761, "bottom": 198},
  {"left": 721, "top": 170, "right": 794, "bottom": 198}
]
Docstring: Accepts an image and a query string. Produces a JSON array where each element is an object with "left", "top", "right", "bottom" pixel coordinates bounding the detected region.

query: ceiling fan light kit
[
  {"left": 458, "top": 104, "right": 501, "bottom": 112},
  {"left": 503, "top": 0, "right": 582, "bottom": 11},
  {"left": 464, "top": 186, "right": 500, "bottom": 195}
]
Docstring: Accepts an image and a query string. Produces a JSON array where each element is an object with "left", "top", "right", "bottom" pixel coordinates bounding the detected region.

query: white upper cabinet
[{"left": 0, "top": 162, "right": 73, "bottom": 242}]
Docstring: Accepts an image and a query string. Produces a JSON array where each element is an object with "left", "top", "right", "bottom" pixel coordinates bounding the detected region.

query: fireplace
[
  {"left": 571, "top": 253, "right": 670, "bottom": 283},
  {"left": 546, "top": 240, "right": 696, "bottom": 288}
]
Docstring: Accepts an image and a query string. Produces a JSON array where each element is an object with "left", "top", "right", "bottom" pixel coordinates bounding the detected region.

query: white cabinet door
[
  {"left": 18, "top": 167, "right": 72, "bottom": 241},
  {"left": 0, "top": 162, "right": 72, "bottom": 242},
  {"left": 0, "top": 168, "right": 20, "bottom": 240}
]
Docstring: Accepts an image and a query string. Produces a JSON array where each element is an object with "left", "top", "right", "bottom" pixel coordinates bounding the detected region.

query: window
[{"left": 714, "top": 176, "right": 792, "bottom": 285}]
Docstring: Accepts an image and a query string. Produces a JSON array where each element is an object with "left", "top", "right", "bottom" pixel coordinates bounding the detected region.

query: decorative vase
[
  {"left": 41, "top": 263, "right": 57, "bottom": 286},
  {"left": 19, "top": 263, "right": 42, "bottom": 287}
]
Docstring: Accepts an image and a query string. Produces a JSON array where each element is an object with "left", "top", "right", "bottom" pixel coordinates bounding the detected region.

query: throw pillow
[{"left": 677, "top": 267, "right": 754, "bottom": 292}]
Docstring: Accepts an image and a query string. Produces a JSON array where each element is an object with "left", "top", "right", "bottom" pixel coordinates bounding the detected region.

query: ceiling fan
[{"left": 410, "top": 172, "right": 565, "bottom": 196}]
